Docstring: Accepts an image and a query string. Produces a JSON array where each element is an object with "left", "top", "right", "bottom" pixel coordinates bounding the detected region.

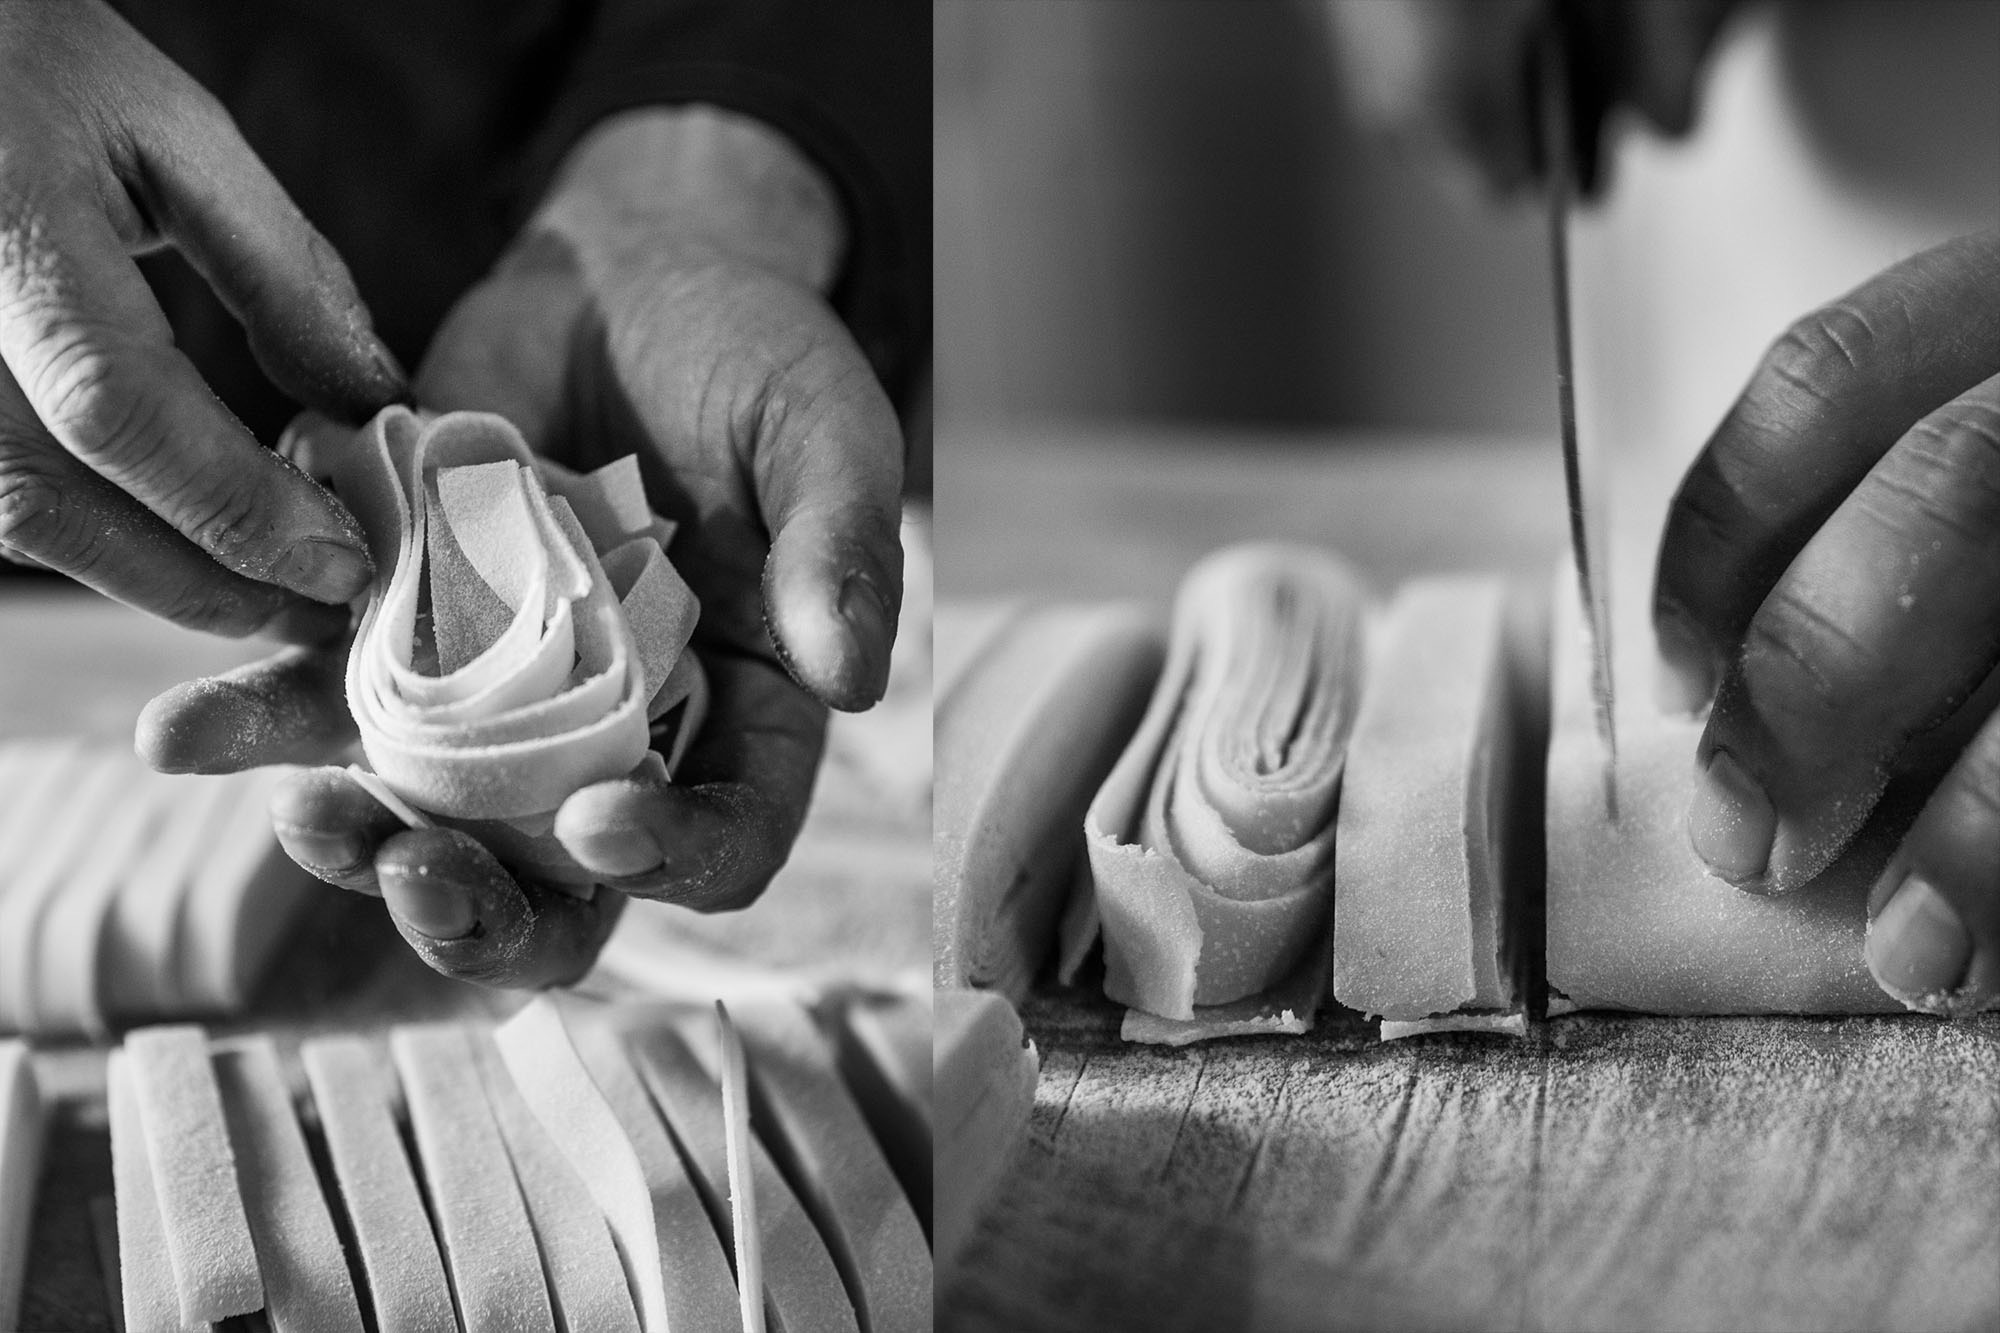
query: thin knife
[{"left": 1541, "top": 23, "right": 1619, "bottom": 818}]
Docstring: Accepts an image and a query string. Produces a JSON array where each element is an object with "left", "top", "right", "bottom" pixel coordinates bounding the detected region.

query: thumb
[{"left": 754, "top": 329, "right": 906, "bottom": 711}]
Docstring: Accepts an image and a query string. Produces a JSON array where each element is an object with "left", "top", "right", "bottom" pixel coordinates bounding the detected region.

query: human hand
[
  {"left": 1320, "top": 0, "right": 1740, "bottom": 197},
  {"left": 1653, "top": 228, "right": 2000, "bottom": 1013},
  {"left": 0, "top": 0, "right": 404, "bottom": 640},
  {"left": 139, "top": 107, "right": 906, "bottom": 988}
]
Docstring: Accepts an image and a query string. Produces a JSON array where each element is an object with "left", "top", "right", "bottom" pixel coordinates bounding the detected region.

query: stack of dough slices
[
  {"left": 94, "top": 995, "right": 931, "bottom": 1333},
  {"left": 328, "top": 407, "right": 705, "bottom": 876},
  {"left": 0, "top": 741, "right": 317, "bottom": 1039}
]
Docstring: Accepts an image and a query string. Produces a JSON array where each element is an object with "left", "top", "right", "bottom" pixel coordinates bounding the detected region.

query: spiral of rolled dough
[
  {"left": 332, "top": 407, "right": 705, "bottom": 827},
  {"left": 1086, "top": 543, "right": 1367, "bottom": 1020}
]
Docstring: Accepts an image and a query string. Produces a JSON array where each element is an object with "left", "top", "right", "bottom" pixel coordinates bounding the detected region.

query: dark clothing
[{"left": 114, "top": 0, "right": 929, "bottom": 444}]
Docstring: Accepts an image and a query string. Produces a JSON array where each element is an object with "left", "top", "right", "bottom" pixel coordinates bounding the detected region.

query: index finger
[
  {"left": 1653, "top": 229, "right": 2000, "bottom": 709},
  {"left": 0, "top": 191, "right": 375, "bottom": 603}
]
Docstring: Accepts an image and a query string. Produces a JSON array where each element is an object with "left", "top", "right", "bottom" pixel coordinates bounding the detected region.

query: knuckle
[
  {"left": 0, "top": 438, "right": 90, "bottom": 566},
  {"left": 176, "top": 478, "right": 273, "bottom": 568},
  {"left": 26, "top": 334, "right": 162, "bottom": 466},
  {"left": 1765, "top": 301, "right": 1881, "bottom": 403},
  {"left": 1900, "top": 401, "right": 2000, "bottom": 508}
]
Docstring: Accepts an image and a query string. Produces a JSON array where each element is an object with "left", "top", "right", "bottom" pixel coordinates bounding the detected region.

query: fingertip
[
  {"left": 377, "top": 828, "right": 497, "bottom": 943},
  {"left": 555, "top": 782, "right": 668, "bottom": 879},
  {"left": 268, "top": 766, "right": 404, "bottom": 892},
  {"left": 764, "top": 522, "right": 901, "bottom": 711}
]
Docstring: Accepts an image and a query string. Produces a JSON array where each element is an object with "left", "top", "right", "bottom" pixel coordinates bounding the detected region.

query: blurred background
[{"left": 935, "top": 0, "right": 1998, "bottom": 445}]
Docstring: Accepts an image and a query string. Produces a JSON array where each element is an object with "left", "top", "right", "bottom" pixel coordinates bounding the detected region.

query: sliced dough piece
[
  {"left": 0, "top": 753, "right": 141, "bottom": 1031},
  {"left": 1332, "top": 577, "right": 1524, "bottom": 1031},
  {"left": 624, "top": 1020, "right": 860, "bottom": 1333},
  {"left": 0, "top": 1041, "right": 44, "bottom": 1330},
  {"left": 934, "top": 602, "right": 1166, "bottom": 1000},
  {"left": 106, "top": 772, "right": 246, "bottom": 1019},
  {"left": 1086, "top": 544, "right": 1366, "bottom": 1034},
  {"left": 174, "top": 768, "right": 316, "bottom": 1013},
  {"left": 107, "top": 1050, "right": 204, "bottom": 1333},
  {"left": 933, "top": 989, "right": 1038, "bottom": 1278},
  {"left": 493, "top": 998, "right": 737, "bottom": 1333},
  {"left": 1542, "top": 566, "right": 1956, "bottom": 1014},
  {"left": 124, "top": 1025, "right": 263, "bottom": 1324},
  {"left": 31, "top": 774, "right": 171, "bottom": 1036},
  {"left": 728, "top": 998, "right": 931, "bottom": 1333},
  {"left": 211, "top": 1038, "right": 364, "bottom": 1333},
  {"left": 469, "top": 1031, "right": 643, "bottom": 1333},
  {"left": 829, "top": 996, "right": 932, "bottom": 1236},
  {"left": 299, "top": 1037, "right": 456, "bottom": 1333},
  {"left": 390, "top": 1024, "right": 555, "bottom": 1333}
]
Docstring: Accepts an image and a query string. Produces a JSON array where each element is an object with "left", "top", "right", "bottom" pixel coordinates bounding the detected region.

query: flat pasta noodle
[
  {"left": 106, "top": 1050, "right": 203, "bottom": 1333},
  {"left": 333, "top": 406, "right": 704, "bottom": 829},
  {"left": 211, "top": 1038, "right": 365, "bottom": 1333},
  {"left": 1085, "top": 543, "right": 1366, "bottom": 1028},
  {"left": 933, "top": 990, "right": 1038, "bottom": 1278},
  {"left": 0, "top": 1041, "right": 44, "bottom": 1331},
  {"left": 299, "top": 1037, "right": 457, "bottom": 1333},
  {"left": 124, "top": 1025, "right": 263, "bottom": 1325}
]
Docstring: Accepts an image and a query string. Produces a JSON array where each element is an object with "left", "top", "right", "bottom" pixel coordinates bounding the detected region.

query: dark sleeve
[{"left": 517, "top": 0, "right": 930, "bottom": 407}]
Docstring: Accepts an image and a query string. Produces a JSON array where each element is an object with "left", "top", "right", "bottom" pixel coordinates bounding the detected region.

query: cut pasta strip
[
  {"left": 0, "top": 1041, "right": 44, "bottom": 1331},
  {"left": 625, "top": 1020, "right": 860, "bottom": 1333},
  {"left": 125, "top": 1025, "right": 262, "bottom": 1324},
  {"left": 105, "top": 772, "right": 245, "bottom": 1019},
  {"left": 174, "top": 768, "right": 315, "bottom": 1013},
  {"left": 728, "top": 998, "right": 931, "bottom": 1333},
  {"left": 494, "top": 998, "right": 737, "bottom": 1333},
  {"left": 107, "top": 1050, "right": 204, "bottom": 1333},
  {"left": 0, "top": 753, "right": 141, "bottom": 1031},
  {"left": 717, "top": 1005, "right": 766, "bottom": 1333},
  {"left": 31, "top": 777, "right": 171, "bottom": 1036},
  {"left": 934, "top": 989, "right": 1038, "bottom": 1278},
  {"left": 1332, "top": 577, "right": 1526, "bottom": 1034},
  {"left": 1086, "top": 543, "right": 1366, "bottom": 1038},
  {"left": 829, "top": 996, "right": 932, "bottom": 1236},
  {"left": 934, "top": 602, "right": 1166, "bottom": 1001},
  {"left": 391, "top": 1024, "right": 555, "bottom": 1332},
  {"left": 212, "top": 1038, "right": 364, "bottom": 1333},
  {"left": 470, "top": 1031, "right": 642, "bottom": 1333},
  {"left": 299, "top": 1037, "right": 456, "bottom": 1333}
]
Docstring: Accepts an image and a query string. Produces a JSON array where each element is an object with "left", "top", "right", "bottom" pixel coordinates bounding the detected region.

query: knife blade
[{"left": 1541, "top": 22, "right": 1619, "bottom": 819}]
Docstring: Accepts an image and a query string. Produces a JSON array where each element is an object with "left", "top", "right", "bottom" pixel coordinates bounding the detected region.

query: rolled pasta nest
[
  {"left": 309, "top": 407, "right": 706, "bottom": 879},
  {"left": 1087, "top": 543, "right": 1366, "bottom": 1021}
]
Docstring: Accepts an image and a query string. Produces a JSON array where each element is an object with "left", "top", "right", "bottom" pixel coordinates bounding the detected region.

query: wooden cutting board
[{"left": 935, "top": 426, "right": 2000, "bottom": 1333}]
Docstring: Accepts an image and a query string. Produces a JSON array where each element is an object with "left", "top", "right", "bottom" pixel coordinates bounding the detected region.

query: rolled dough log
[
  {"left": 1086, "top": 543, "right": 1366, "bottom": 1036},
  {"left": 124, "top": 1025, "right": 262, "bottom": 1324},
  {"left": 390, "top": 1024, "right": 555, "bottom": 1332},
  {"left": 300, "top": 1036, "right": 457, "bottom": 1333},
  {"left": 1543, "top": 567, "right": 1997, "bottom": 1014},
  {"left": 1332, "top": 577, "right": 1525, "bottom": 1032},
  {"left": 934, "top": 602, "right": 1166, "bottom": 1000},
  {"left": 934, "top": 988, "right": 1038, "bottom": 1280},
  {"left": 211, "top": 1038, "right": 365, "bottom": 1333},
  {"left": 0, "top": 1041, "right": 42, "bottom": 1331},
  {"left": 105, "top": 771, "right": 244, "bottom": 1019},
  {"left": 728, "top": 997, "right": 931, "bottom": 1333}
]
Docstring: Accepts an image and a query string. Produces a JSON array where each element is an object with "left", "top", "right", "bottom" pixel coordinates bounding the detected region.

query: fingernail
[
  {"left": 275, "top": 537, "right": 373, "bottom": 604},
  {"left": 1687, "top": 748, "right": 1775, "bottom": 885},
  {"left": 281, "top": 828, "right": 367, "bottom": 877},
  {"left": 258, "top": 598, "right": 350, "bottom": 646},
  {"left": 835, "top": 570, "right": 894, "bottom": 706},
  {"left": 1654, "top": 603, "right": 1719, "bottom": 715},
  {"left": 1865, "top": 875, "right": 1974, "bottom": 1004},
  {"left": 381, "top": 868, "right": 476, "bottom": 940},
  {"left": 565, "top": 821, "right": 665, "bottom": 879}
]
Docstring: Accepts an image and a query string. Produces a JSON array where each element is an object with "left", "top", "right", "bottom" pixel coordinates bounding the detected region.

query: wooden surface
[{"left": 933, "top": 425, "right": 2000, "bottom": 1333}]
